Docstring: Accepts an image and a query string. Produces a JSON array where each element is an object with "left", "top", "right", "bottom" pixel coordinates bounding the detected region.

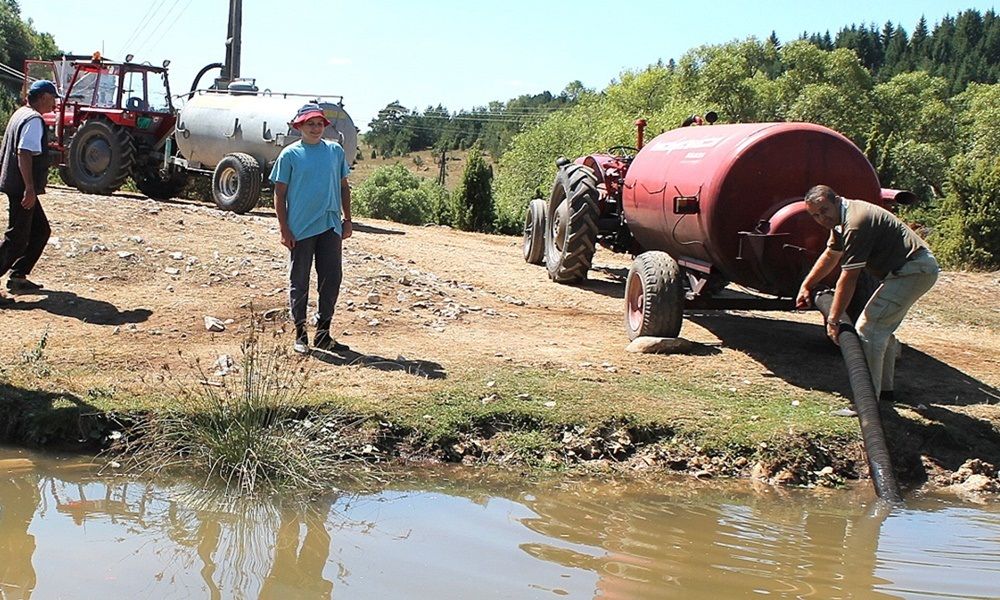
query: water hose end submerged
[{"left": 813, "top": 289, "right": 904, "bottom": 504}]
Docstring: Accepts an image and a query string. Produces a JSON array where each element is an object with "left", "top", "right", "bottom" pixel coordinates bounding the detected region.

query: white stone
[
  {"left": 624, "top": 336, "right": 695, "bottom": 354},
  {"left": 204, "top": 316, "right": 226, "bottom": 332}
]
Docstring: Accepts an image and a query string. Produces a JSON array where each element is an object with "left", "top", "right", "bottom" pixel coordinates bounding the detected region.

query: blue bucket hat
[{"left": 28, "top": 80, "right": 61, "bottom": 99}]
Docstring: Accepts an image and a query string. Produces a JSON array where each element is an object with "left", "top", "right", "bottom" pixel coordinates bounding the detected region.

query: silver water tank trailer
[
  {"left": 175, "top": 91, "right": 359, "bottom": 170},
  {"left": 173, "top": 89, "right": 359, "bottom": 213}
]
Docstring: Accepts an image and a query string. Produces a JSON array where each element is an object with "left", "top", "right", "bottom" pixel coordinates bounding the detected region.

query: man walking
[
  {"left": 796, "top": 185, "right": 939, "bottom": 401},
  {"left": 0, "top": 80, "right": 59, "bottom": 303},
  {"left": 270, "top": 103, "right": 352, "bottom": 354}
]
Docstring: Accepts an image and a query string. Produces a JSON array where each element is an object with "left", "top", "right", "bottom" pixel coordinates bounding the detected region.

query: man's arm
[
  {"left": 796, "top": 247, "right": 843, "bottom": 308},
  {"left": 825, "top": 267, "right": 862, "bottom": 344},
  {"left": 341, "top": 177, "right": 352, "bottom": 240},
  {"left": 17, "top": 150, "right": 37, "bottom": 209},
  {"left": 274, "top": 182, "right": 294, "bottom": 249}
]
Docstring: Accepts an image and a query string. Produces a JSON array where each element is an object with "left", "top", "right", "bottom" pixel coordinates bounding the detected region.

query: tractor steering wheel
[{"left": 607, "top": 145, "right": 638, "bottom": 159}]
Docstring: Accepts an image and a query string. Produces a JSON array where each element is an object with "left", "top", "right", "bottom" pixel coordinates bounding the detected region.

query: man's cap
[
  {"left": 28, "top": 80, "right": 61, "bottom": 99},
  {"left": 291, "top": 103, "right": 331, "bottom": 129}
]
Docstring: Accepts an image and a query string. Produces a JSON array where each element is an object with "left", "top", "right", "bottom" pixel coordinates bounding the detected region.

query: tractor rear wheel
[
  {"left": 522, "top": 198, "right": 546, "bottom": 264},
  {"left": 212, "top": 153, "right": 261, "bottom": 214},
  {"left": 133, "top": 169, "right": 189, "bottom": 200},
  {"left": 544, "top": 163, "right": 599, "bottom": 283},
  {"left": 67, "top": 119, "right": 135, "bottom": 195},
  {"left": 624, "top": 251, "right": 684, "bottom": 340}
]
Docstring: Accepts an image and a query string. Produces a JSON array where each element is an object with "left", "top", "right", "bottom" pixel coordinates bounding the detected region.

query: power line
[
  {"left": 120, "top": 0, "right": 170, "bottom": 53},
  {"left": 145, "top": 0, "right": 195, "bottom": 54},
  {"left": 132, "top": 0, "right": 184, "bottom": 57}
]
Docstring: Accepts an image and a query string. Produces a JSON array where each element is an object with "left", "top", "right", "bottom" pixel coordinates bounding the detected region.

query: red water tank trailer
[
  {"left": 622, "top": 122, "right": 881, "bottom": 298},
  {"left": 522, "top": 120, "right": 906, "bottom": 340}
]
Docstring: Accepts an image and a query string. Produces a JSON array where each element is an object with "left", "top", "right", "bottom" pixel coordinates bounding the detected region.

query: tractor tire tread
[{"left": 546, "top": 163, "right": 599, "bottom": 283}]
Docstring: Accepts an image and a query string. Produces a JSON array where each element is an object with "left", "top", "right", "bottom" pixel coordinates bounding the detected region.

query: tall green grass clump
[{"left": 111, "top": 328, "right": 376, "bottom": 495}]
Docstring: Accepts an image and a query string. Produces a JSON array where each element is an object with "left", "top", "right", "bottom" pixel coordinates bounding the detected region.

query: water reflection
[{"left": 2, "top": 448, "right": 1000, "bottom": 599}]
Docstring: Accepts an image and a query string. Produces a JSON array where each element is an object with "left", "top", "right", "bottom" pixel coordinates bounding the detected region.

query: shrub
[
  {"left": 932, "top": 155, "right": 1000, "bottom": 269},
  {"left": 352, "top": 164, "right": 434, "bottom": 225},
  {"left": 423, "top": 179, "right": 453, "bottom": 226},
  {"left": 452, "top": 149, "right": 494, "bottom": 232}
]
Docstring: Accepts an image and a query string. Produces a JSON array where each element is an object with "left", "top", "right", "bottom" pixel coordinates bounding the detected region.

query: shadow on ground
[
  {"left": 309, "top": 347, "right": 446, "bottom": 379},
  {"left": 572, "top": 265, "right": 627, "bottom": 299},
  {"left": 6, "top": 290, "right": 152, "bottom": 325},
  {"left": 352, "top": 222, "right": 406, "bottom": 236},
  {"left": 689, "top": 310, "right": 1000, "bottom": 483},
  {"left": 0, "top": 382, "right": 107, "bottom": 447}
]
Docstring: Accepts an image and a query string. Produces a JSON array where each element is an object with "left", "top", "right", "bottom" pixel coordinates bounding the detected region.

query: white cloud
[{"left": 327, "top": 56, "right": 352, "bottom": 66}]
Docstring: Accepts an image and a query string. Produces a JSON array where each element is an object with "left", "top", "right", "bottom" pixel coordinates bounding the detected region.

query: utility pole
[
  {"left": 217, "top": 0, "right": 242, "bottom": 88},
  {"left": 438, "top": 148, "right": 447, "bottom": 186}
]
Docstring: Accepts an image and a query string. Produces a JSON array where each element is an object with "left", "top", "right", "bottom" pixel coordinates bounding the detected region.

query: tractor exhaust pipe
[
  {"left": 635, "top": 119, "right": 647, "bottom": 150},
  {"left": 814, "top": 289, "right": 904, "bottom": 504}
]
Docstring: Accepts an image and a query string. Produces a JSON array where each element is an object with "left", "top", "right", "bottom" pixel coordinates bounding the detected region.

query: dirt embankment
[{"left": 1, "top": 187, "right": 999, "bottom": 497}]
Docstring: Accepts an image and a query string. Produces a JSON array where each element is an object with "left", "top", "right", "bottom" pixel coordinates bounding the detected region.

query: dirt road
[{"left": 2, "top": 188, "right": 999, "bottom": 490}]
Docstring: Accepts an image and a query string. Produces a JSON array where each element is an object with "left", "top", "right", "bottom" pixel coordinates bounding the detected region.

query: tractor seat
[{"left": 126, "top": 96, "right": 147, "bottom": 111}]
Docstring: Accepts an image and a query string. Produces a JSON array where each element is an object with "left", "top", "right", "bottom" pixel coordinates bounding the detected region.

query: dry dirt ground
[{"left": 2, "top": 187, "right": 999, "bottom": 492}]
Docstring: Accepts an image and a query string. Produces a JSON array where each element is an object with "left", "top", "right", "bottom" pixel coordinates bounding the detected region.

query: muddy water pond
[{"left": 2, "top": 447, "right": 999, "bottom": 599}]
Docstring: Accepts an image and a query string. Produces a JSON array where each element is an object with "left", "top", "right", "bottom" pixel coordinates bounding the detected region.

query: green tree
[
  {"left": 1, "top": 1, "right": 61, "bottom": 130},
  {"left": 452, "top": 148, "right": 494, "bottom": 232}
]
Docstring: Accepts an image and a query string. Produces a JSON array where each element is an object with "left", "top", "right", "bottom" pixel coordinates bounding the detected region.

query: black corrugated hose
[{"left": 814, "top": 289, "right": 904, "bottom": 504}]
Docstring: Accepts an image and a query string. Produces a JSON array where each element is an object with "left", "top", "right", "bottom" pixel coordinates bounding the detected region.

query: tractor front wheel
[
  {"left": 624, "top": 251, "right": 684, "bottom": 340},
  {"left": 212, "top": 153, "right": 261, "bottom": 214},
  {"left": 67, "top": 119, "right": 135, "bottom": 195},
  {"left": 544, "top": 163, "right": 599, "bottom": 283},
  {"left": 522, "top": 198, "right": 546, "bottom": 265}
]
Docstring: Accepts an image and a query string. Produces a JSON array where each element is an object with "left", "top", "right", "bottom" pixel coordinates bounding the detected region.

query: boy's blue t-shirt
[{"left": 269, "top": 139, "right": 350, "bottom": 240}]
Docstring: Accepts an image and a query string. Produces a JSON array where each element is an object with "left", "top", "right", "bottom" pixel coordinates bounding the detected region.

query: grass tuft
[{"left": 108, "top": 324, "right": 379, "bottom": 496}]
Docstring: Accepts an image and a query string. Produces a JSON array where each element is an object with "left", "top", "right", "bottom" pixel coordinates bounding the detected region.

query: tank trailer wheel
[
  {"left": 624, "top": 251, "right": 684, "bottom": 340},
  {"left": 212, "top": 152, "right": 261, "bottom": 214},
  {"left": 544, "top": 163, "right": 599, "bottom": 283},
  {"left": 523, "top": 198, "right": 547, "bottom": 265},
  {"left": 67, "top": 119, "right": 135, "bottom": 195}
]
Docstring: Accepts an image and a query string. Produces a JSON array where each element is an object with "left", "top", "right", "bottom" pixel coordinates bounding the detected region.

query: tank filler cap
[{"left": 228, "top": 78, "right": 259, "bottom": 95}]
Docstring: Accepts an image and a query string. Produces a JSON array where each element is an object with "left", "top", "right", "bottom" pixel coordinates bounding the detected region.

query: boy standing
[{"left": 270, "top": 103, "right": 352, "bottom": 353}]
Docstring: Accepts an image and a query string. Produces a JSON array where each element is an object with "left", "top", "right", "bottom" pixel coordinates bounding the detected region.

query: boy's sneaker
[
  {"left": 0, "top": 289, "right": 13, "bottom": 305},
  {"left": 7, "top": 276, "right": 43, "bottom": 293},
  {"left": 314, "top": 329, "right": 349, "bottom": 352},
  {"left": 293, "top": 325, "right": 310, "bottom": 354}
]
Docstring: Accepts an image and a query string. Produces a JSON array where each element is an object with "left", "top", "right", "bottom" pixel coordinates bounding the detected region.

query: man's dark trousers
[{"left": 0, "top": 189, "right": 51, "bottom": 279}]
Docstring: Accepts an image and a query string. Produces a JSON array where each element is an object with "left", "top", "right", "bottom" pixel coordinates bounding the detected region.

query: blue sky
[{"left": 16, "top": 1, "right": 998, "bottom": 131}]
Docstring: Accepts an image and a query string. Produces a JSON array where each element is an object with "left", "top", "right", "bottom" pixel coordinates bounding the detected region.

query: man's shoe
[
  {"left": 314, "top": 329, "right": 349, "bottom": 352},
  {"left": 293, "top": 325, "right": 310, "bottom": 355},
  {"left": 6, "top": 276, "right": 43, "bottom": 293},
  {"left": 0, "top": 290, "right": 13, "bottom": 305}
]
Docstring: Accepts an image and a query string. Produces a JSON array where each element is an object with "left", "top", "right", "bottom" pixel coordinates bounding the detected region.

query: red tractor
[
  {"left": 523, "top": 115, "right": 912, "bottom": 340},
  {"left": 22, "top": 54, "right": 186, "bottom": 199}
]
